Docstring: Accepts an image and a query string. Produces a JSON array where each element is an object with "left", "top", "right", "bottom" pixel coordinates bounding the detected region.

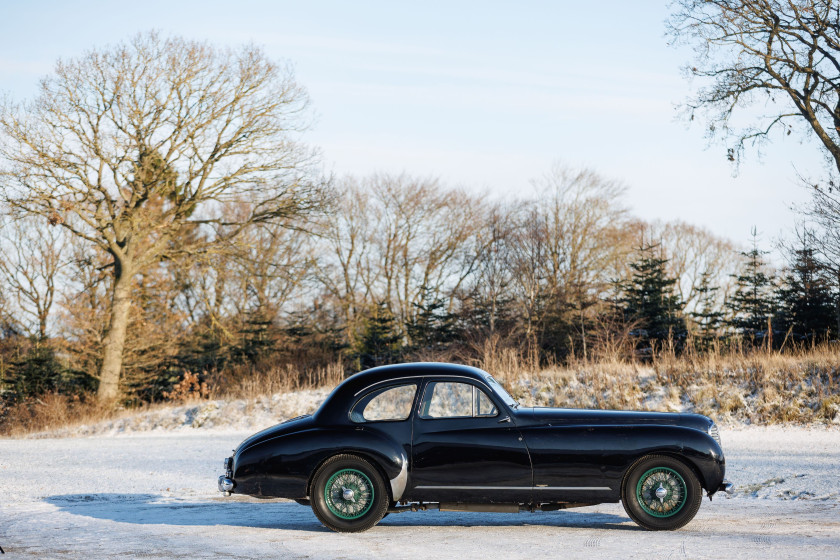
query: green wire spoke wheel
[
  {"left": 621, "top": 454, "right": 703, "bottom": 531},
  {"left": 324, "top": 468, "right": 374, "bottom": 520},
  {"left": 635, "top": 467, "right": 687, "bottom": 518},
  {"left": 311, "top": 454, "right": 389, "bottom": 533}
]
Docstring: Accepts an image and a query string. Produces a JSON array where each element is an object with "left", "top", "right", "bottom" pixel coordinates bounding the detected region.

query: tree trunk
[
  {"left": 97, "top": 262, "right": 134, "bottom": 402},
  {"left": 836, "top": 271, "right": 840, "bottom": 339}
]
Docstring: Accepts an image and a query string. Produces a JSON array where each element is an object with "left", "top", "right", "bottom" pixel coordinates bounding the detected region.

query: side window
[
  {"left": 477, "top": 389, "right": 498, "bottom": 417},
  {"left": 350, "top": 384, "right": 417, "bottom": 423},
  {"left": 420, "top": 381, "right": 498, "bottom": 419}
]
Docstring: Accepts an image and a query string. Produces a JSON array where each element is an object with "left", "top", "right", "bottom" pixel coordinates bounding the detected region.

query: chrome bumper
[
  {"left": 218, "top": 475, "right": 234, "bottom": 495},
  {"left": 719, "top": 480, "right": 735, "bottom": 495}
]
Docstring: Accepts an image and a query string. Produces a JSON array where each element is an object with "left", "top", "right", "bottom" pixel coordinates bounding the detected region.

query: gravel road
[{"left": 1, "top": 426, "right": 838, "bottom": 559}]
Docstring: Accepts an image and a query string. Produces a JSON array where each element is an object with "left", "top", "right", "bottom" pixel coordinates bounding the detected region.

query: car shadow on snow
[{"left": 45, "top": 493, "right": 633, "bottom": 531}]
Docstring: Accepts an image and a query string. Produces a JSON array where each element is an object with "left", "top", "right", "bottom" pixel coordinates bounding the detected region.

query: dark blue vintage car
[{"left": 218, "top": 362, "right": 732, "bottom": 532}]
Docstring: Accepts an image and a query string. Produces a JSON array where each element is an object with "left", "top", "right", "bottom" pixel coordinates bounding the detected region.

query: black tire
[
  {"left": 310, "top": 454, "right": 389, "bottom": 533},
  {"left": 621, "top": 454, "right": 702, "bottom": 531},
  {"left": 381, "top": 501, "right": 399, "bottom": 519}
]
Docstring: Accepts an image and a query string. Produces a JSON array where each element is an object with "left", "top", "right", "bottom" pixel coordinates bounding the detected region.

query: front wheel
[
  {"left": 310, "top": 454, "right": 388, "bottom": 533},
  {"left": 621, "top": 454, "right": 702, "bottom": 530}
]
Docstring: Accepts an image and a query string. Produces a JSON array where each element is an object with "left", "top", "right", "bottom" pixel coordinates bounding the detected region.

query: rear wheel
[
  {"left": 310, "top": 454, "right": 388, "bottom": 532},
  {"left": 621, "top": 455, "right": 702, "bottom": 530}
]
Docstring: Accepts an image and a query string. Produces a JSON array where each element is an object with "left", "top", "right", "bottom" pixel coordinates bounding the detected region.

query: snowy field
[{"left": 1, "top": 426, "right": 839, "bottom": 559}]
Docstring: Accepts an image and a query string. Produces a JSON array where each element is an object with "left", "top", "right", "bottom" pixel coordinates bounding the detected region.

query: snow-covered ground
[
  {"left": 1, "top": 425, "right": 839, "bottom": 559},
  {"left": 33, "top": 389, "right": 332, "bottom": 438}
]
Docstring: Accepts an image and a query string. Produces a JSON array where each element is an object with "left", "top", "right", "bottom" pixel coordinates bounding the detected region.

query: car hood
[
  {"left": 236, "top": 414, "right": 314, "bottom": 453},
  {"left": 518, "top": 407, "right": 711, "bottom": 430}
]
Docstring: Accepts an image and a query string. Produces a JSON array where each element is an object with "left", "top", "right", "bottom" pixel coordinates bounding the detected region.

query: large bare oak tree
[
  {"left": 670, "top": 1, "right": 840, "bottom": 168},
  {"left": 0, "top": 32, "right": 324, "bottom": 401}
]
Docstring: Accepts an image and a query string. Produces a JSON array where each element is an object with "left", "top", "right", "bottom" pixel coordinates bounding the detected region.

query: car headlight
[{"left": 708, "top": 423, "right": 722, "bottom": 447}]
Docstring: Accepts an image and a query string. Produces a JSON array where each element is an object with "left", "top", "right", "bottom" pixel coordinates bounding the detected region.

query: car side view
[{"left": 218, "top": 362, "right": 733, "bottom": 532}]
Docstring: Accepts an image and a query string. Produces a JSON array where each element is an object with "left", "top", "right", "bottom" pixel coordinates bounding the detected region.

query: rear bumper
[
  {"left": 718, "top": 480, "right": 734, "bottom": 495},
  {"left": 218, "top": 475, "right": 235, "bottom": 495},
  {"left": 218, "top": 455, "right": 235, "bottom": 495}
]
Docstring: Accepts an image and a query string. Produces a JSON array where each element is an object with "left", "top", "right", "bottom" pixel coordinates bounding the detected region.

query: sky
[{"left": 0, "top": 0, "right": 826, "bottom": 255}]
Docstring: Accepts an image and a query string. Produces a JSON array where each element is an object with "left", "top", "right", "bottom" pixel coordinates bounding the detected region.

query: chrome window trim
[
  {"left": 418, "top": 379, "right": 500, "bottom": 420},
  {"left": 353, "top": 376, "right": 424, "bottom": 397}
]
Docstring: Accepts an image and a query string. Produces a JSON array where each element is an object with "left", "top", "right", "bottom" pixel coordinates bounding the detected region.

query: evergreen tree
[
  {"left": 233, "top": 307, "right": 275, "bottom": 364},
  {"left": 776, "top": 243, "right": 835, "bottom": 341},
  {"left": 405, "top": 287, "right": 456, "bottom": 352},
  {"left": 621, "top": 243, "right": 686, "bottom": 346},
  {"left": 536, "top": 288, "right": 588, "bottom": 361},
  {"left": 457, "top": 289, "right": 516, "bottom": 337},
  {"left": 726, "top": 230, "right": 775, "bottom": 341},
  {"left": 355, "top": 302, "right": 401, "bottom": 369},
  {"left": 2, "top": 341, "right": 65, "bottom": 401},
  {"left": 690, "top": 270, "right": 724, "bottom": 349}
]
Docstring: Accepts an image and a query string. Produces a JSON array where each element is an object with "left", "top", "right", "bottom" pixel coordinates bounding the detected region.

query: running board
[
  {"left": 387, "top": 502, "right": 596, "bottom": 514},
  {"left": 440, "top": 503, "right": 519, "bottom": 513}
]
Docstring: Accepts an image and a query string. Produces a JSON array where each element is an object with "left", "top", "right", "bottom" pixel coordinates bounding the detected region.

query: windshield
[{"left": 485, "top": 375, "right": 520, "bottom": 409}]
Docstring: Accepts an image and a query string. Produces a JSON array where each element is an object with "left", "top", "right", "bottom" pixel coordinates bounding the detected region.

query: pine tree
[
  {"left": 3, "top": 340, "right": 65, "bottom": 401},
  {"left": 776, "top": 243, "right": 835, "bottom": 341},
  {"left": 405, "top": 287, "right": 456, "bottom": 352},
  {"left": 621, "top": 243, "right": 686, "bottom": 346},
  {"left": 726, "top": 229, "right": 775, "bottom": 341},
  {"left": 690, "top": 271, "right": 724, "bottom": 349},
  {"left": 355, "top": 302, "right": 401, "bottom": 369},
  {"left": 234, "top": 307, "right": 275, "bottom": 363}
]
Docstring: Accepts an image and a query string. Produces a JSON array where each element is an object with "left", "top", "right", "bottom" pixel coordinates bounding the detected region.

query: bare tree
[
  {"left": 216, "top": 202, "right": 314, "bottom": 321},
  {"left": 0, "top": 216, "right": 66, "bottom": 339},
  {"left": 803, "top": 197, "right": 840, "bottom": 331},
  {"left": 313, "top": 178, "right": 377, "bottom": 345},
  {"left": 465, "top": 203, "right": 518, "bottom": 336},
  {"left": 507, "top": 164, "right": 630, "bottom": 357},
  {"left": 506, "top": 204, "right": 549, "bottom": 342},
  {"left": 56, "top": 236, "right": 112, "bottom": 383},
  {"left": 0, "top": 32, "right": 324, "bottom": 401},
  {"left": 648, "top": 220, "right": 739, "bottom": 313},
  {"left": 369, "top": 175, "right": 485, "bottom": 337},
  {"left": 531, "top": 164, "right": 629, "bottom": 299},
  {"left": 670, "top": 1, "right": 840, "bottom": 170}
]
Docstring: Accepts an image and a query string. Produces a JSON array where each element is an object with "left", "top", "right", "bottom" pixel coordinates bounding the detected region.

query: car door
[{"left": 408, "top": 378, "right": 533, "bottom": 503}]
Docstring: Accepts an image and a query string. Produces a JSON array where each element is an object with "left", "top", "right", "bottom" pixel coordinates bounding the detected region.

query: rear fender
[{"left": 233, "top": 427, "right": 407, "bottom": 499}]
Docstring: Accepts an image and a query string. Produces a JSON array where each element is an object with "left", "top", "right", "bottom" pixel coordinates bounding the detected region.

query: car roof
[{"left": 314, "top": 362, "right": 492, "bottom": 423}]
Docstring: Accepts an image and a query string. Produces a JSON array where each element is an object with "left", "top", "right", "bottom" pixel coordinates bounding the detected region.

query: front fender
[
  {"left": 620, "top": 425, "right": 726, "bottom": 492},
  {"left": 233, "top": 426, "right": 407, "bottom": 499},
  {"left": 523, "top": 423, "right": 725, "bottom": 501}
]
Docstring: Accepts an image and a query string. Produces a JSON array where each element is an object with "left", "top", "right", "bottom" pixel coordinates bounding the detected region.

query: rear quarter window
[{"left": 350, "top": 384, "right": 417, "bottom": 423}]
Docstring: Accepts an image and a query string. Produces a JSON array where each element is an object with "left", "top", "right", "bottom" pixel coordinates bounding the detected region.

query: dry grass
[
  {"left": 0, "top": 360, "right": 345, "bottom": 437},
  {"left": 207, "top": 360, "right": 345, "bottom": 401},
  {"left": 474, "top": 343, "right": 840, "bottom": 424},
  {"left": 0, "top": 393, "right": 116, "bottom": 437},
  {"left": 2, "top": 345, "right": 838, "bottom": 436}
]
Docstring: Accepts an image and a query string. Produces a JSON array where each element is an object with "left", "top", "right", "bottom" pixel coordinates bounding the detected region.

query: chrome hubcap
[{"left": 655, "top": 484, "right": 668, "bottom": 501}]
